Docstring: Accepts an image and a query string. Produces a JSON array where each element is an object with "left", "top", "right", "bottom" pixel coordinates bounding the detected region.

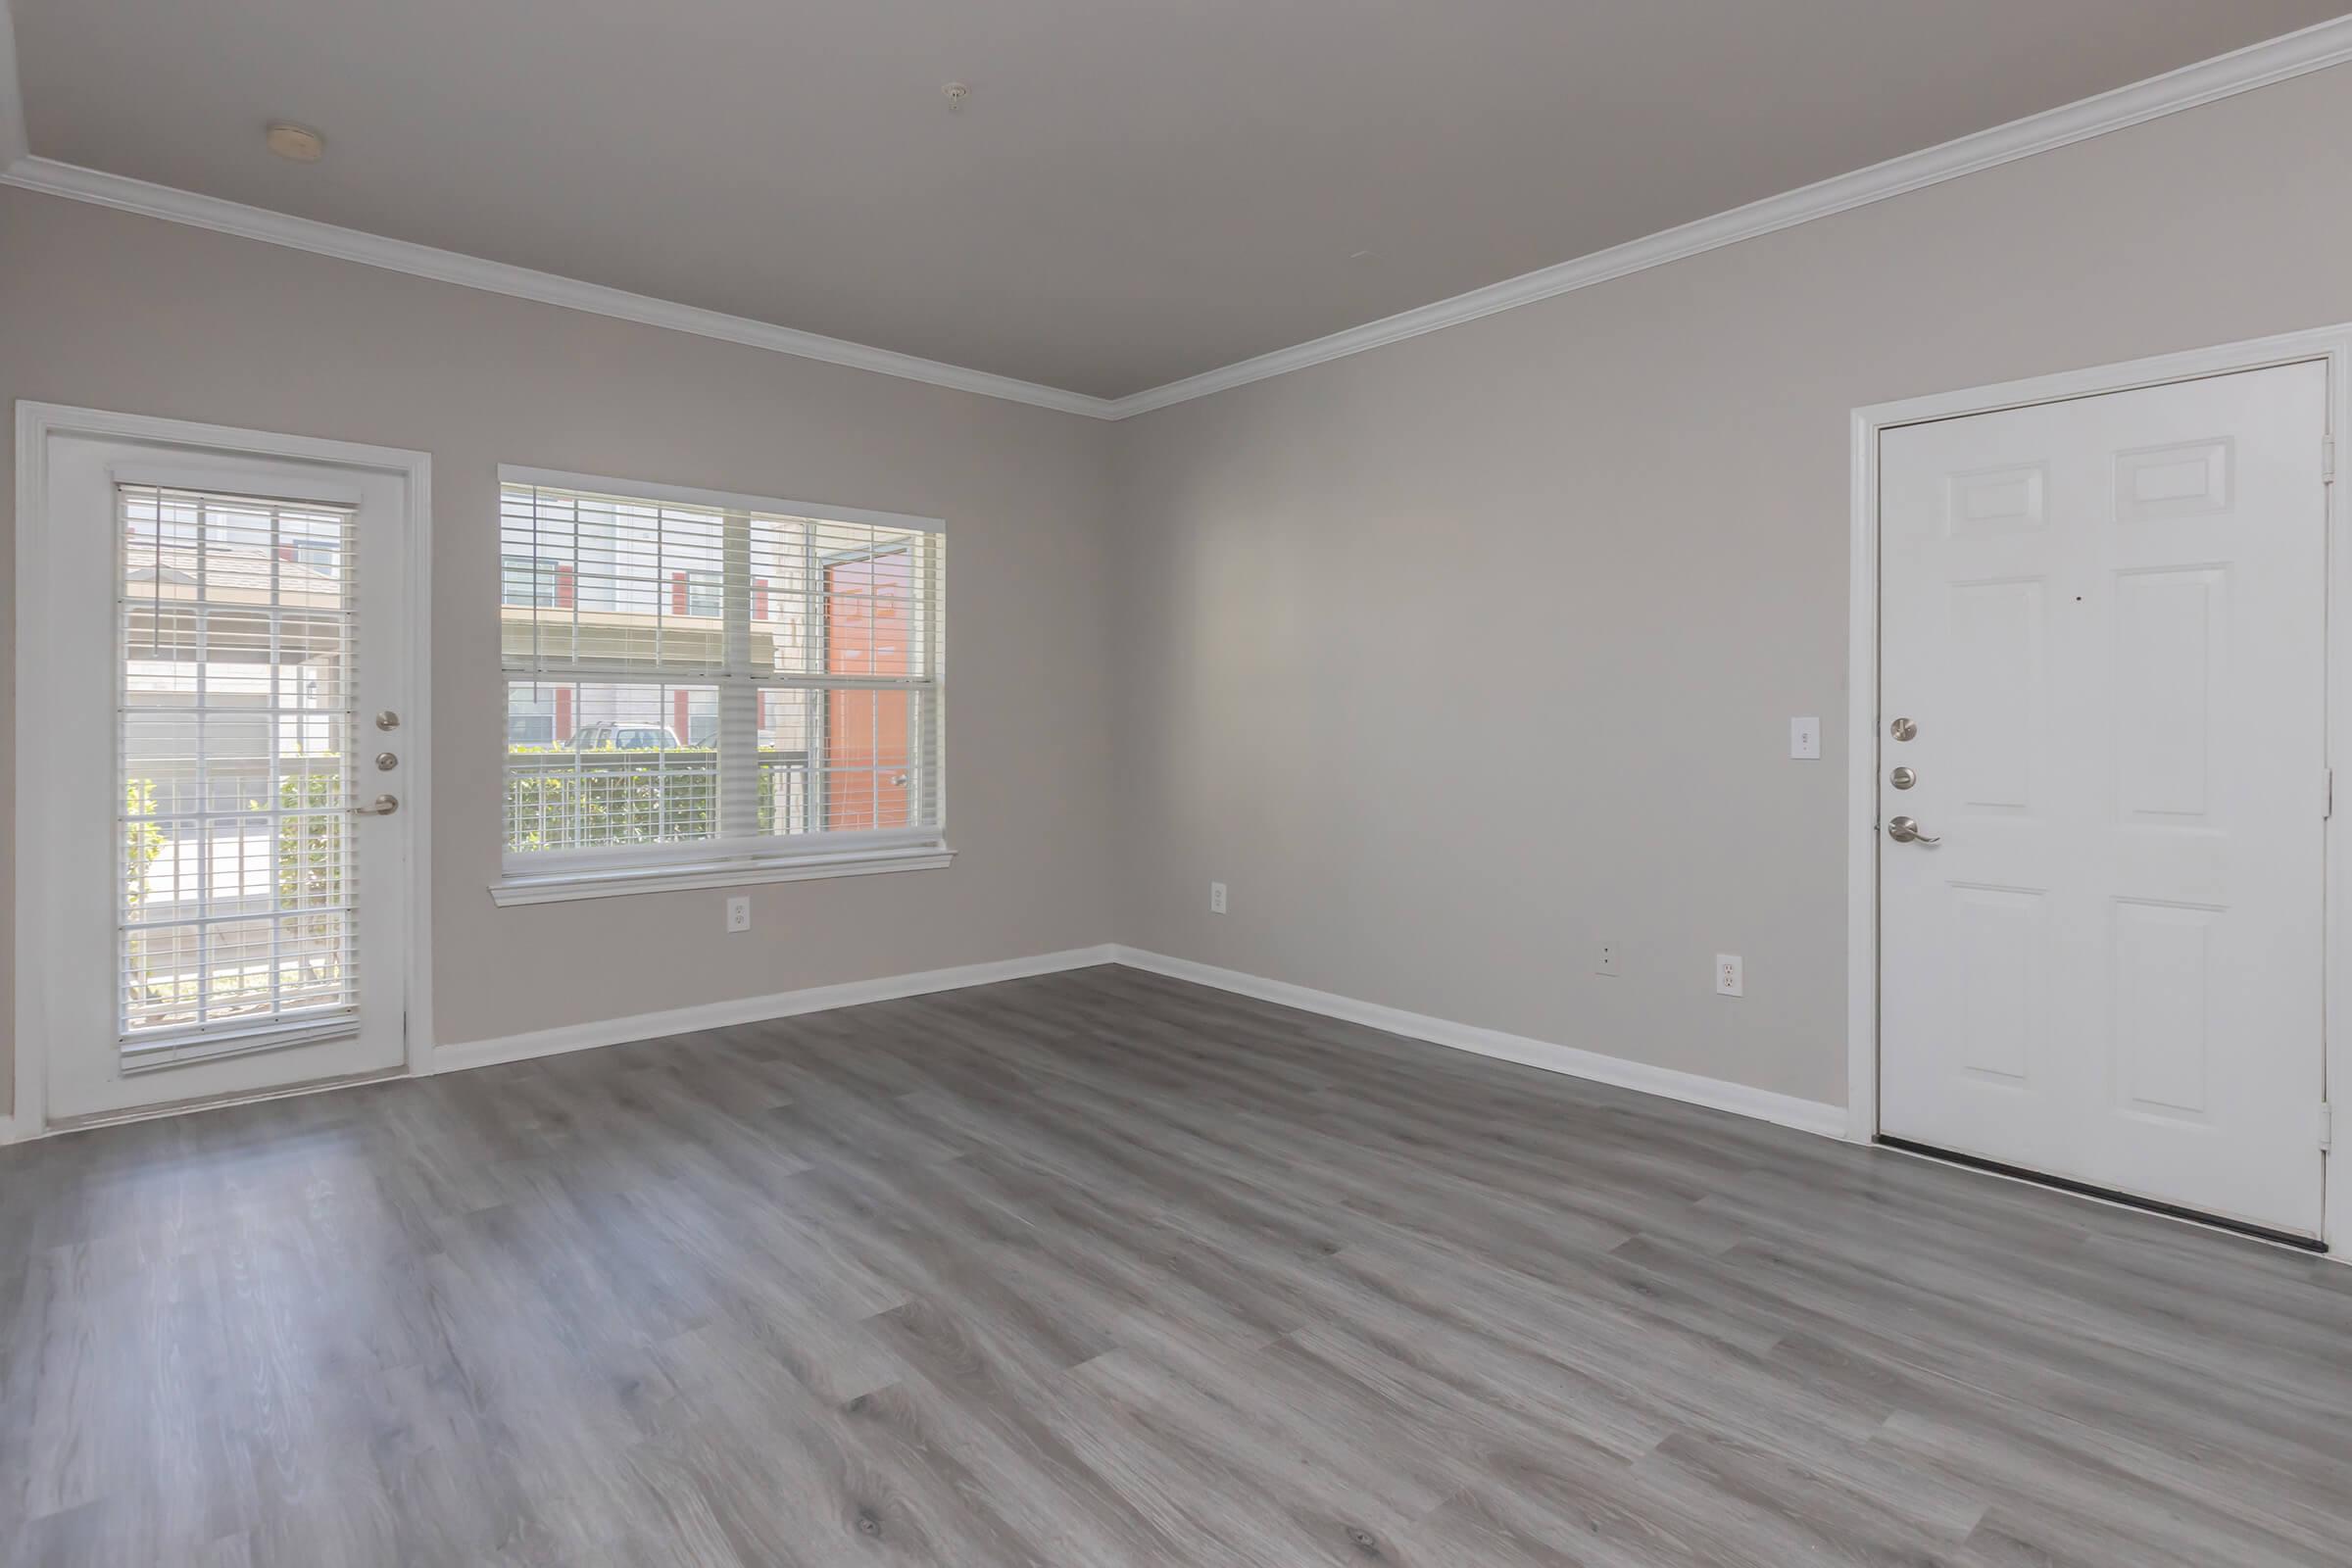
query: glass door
[{"left": 25, "top": 423, "right": 416, "bottom": 1126}]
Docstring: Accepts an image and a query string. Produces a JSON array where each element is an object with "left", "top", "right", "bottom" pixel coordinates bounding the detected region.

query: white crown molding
[
  {"left": 1099, "top": 14, "right": 2352, "bottom": 418},
  {"left": 1109, "top": 946, "right": 1849, "bottom": 1139},
  {"left": 3, "top": 14, "right": 2350, "bottom": 421},
  {"left": 0, "top": 155, "right": 1118, "bottom": 418}
]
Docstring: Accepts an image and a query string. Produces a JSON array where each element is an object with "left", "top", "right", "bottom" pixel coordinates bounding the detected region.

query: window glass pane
[
  {"left": 500, "top": 487, "right": 727, "bottom": 671},
  {"left": 756, "top": 687, "right": 933, "bottom": 836},
  {"left": 504, "top": 680, "right": 721, "bottom": 854},
  {"left": 747, "top": 522, "right": 937, "bottom": 680},
  {"left": 119, "top": 485, "right": 358, "bottom": 1043}
]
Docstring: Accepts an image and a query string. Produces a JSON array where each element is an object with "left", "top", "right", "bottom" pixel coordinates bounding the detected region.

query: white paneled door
[
  {"left": 1879, "top": 362, "right": 2328, "bottom": 1239},
  {"left": 26, "top": 422, "right": 418, "bottom": 1125}
]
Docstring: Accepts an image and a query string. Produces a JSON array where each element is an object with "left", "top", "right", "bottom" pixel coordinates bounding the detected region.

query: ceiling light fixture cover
[{"left": 265, "top": 122, "right": 325, "bottom": 162}]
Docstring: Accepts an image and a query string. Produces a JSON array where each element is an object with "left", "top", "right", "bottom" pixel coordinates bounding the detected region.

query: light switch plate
[{"left": 1789, "top": 717, "right": 1821, "bottom": 760}]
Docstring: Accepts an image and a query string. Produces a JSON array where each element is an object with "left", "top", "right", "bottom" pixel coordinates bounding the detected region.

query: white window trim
[
  {"left": 488, "top": 465, "right": 951, "bottom": 906},
  {"left": 489, "top": 843, "right": 954, "bottom": 906}
]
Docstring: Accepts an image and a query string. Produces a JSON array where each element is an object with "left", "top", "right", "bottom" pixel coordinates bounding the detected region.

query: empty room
[{"left": 6, "top": 3, "right": 2352, "bottom": 1564}]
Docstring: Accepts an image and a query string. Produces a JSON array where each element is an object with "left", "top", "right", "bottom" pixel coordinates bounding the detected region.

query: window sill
[{"left": 489, "top": 843, "right": 955, "bottom": 906}]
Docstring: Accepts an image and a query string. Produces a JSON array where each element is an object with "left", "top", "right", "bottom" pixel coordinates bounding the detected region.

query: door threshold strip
[{"left": 1876, "top": 1136, "right": 2326, "bottom": 1252}]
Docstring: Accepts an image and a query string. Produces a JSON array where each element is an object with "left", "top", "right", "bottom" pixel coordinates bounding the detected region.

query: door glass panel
[{"left": 119, "top": 485, "right": 359, "bottom": 1051}]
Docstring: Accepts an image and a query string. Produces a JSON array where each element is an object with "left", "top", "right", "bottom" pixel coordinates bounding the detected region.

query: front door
[
  {"left": 31, "top": 426, "right": 415, "bottom": 1124},
  {"left": 1878, "top": 361, "right": 2328, "bottom": 1239}
]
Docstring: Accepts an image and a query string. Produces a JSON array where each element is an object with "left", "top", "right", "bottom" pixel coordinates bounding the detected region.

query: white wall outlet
[
  {"left": 1209, "top": 881, "right": 1228, "bottom": 914},
  {"left": 1789, "top": 717, "right": 1821, "bottom": 760},
  {"left": 1715, "top": 954, "right": 1743, "bottom": 997},
  {"left": 726, "top": 895, "right": 752, "bottom": 934},
  {"left": 1596, "top": 943, "right": 1622, "bottom": 977}
]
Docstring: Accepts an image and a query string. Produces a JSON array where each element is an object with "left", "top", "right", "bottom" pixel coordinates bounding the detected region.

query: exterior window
[
  {"left": 496, "top": 470, "right": 946, "bottom": 895},
  {"left": 502, "top": 553, "right": 563, "bottom": 608}
]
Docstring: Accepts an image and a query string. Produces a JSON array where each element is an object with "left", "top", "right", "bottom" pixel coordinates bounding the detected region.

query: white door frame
[
  {"left": 12, "top": 403, "right": 436, "bottom": 1138},
  {"left": 1846, "top": 325, "right": 2352, "bottom": 1254}
]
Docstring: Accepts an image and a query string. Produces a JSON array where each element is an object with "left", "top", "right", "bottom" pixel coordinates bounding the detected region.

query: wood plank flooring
[{"left": 3, "top": 962, "right": 2348, "bottom": 1566}]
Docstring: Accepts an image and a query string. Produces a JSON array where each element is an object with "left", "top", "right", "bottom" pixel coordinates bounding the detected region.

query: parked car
[{"left": 570, "top": 722, "right": 682, "bottom": 750}]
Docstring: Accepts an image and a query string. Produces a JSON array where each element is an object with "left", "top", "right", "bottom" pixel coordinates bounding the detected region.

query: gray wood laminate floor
[{"left": 3, "top": 964, "right": 2348, "bottom": 1567}]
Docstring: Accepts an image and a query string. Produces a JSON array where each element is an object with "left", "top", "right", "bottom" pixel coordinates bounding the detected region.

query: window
[
  {"left": 502, "top": 552, "right": 563, "bottom": 608},
  {"left": 119, "top": 484, "right": 360, "bottom": 1047},
  {"left": 494, "top": 469, "right": 948, "bottom": 902}
]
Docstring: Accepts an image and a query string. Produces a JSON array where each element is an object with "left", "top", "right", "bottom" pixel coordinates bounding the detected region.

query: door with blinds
[{"left": 25, "top": 422, "right": 417, "bottom": 1126}]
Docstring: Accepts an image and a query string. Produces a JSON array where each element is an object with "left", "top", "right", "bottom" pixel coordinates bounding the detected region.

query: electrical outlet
[
  {"left": 1715, "top": 954, "right": 1743, "bottom": 997},
  {"left": 1209, "top": 881, "right": 1228, "bottom": 914},
  {"left": 726, "top": 895, "right": 751, "bottom": 934},
  {"left": 1596, "top": 943, "right": 1621, "bottom": 977}
]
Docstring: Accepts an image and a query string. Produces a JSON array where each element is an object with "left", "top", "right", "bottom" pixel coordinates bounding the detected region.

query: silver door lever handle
[
  {"left": 353, "top": 794, "right": 400, "bottom": 816},
  {"left": 1886, "top": 815, "right": 1939, "bottom": 845}
]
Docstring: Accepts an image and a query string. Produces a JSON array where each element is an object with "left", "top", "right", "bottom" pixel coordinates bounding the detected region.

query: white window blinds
[
  {"left": 498, "top": 474, "right": 946, "bottom": 871},
  {"left": 119, "top": 483, "right": 360, "bottom": 1053}
]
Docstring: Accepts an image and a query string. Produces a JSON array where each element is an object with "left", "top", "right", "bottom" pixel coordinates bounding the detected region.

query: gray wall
[
  {"left": 0, "top": 184, "right": 1121, "bottom": 1097},
  {"left": 10, "top": 62, "right": 2352, "bottom": 1121},
  {"left": 1108, "top": 63, "right": 2352, "bottom": 1108}
]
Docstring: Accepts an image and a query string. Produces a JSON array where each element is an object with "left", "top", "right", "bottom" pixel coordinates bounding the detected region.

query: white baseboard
[
  {"left": 1107, "top": 946, "right": 1851, "bottom": 1141},
  {"left": 435, "top": 944, "right": 1120, "bottom": 1073},
  {"left": 7, "top": 941, "right": 1842, "bottom": 1149}
]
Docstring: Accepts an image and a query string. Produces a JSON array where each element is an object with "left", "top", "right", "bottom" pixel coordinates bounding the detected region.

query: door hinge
[
  {"left": 2327, "top": 434, "right": 2337, "bottom": 484},
  {"left": 2322, "top": 1102, "right": 2334, "bottom": 1152},
  {"left": 2328, "top": 768, "right": 2336, "bottom": 820}
]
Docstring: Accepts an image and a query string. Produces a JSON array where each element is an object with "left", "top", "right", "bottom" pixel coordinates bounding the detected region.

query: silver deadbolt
[
  {"left": 1889, "top": 766, "right": 1916, "bottom": 790},
  {"left": 375, "top": 751, "right": 399, "bottom": 771},
  {"left": 353, "top": 794, "right": 400, "bottom": 816},
  {"left": 1888, "top": 716, "right": 1918, "bottom": 742},
  {"left": 1886, "top": 814, "right": 1939, "bottom": 845},
  {"left": 375, "top": 710, "right": 401, "bottom": 731}
]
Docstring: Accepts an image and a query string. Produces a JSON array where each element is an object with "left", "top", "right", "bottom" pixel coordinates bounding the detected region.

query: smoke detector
[
  {"left": 942, "top": 82, "right": 969, "bottom": 113},
  {"left": 265, "top": 122, "right": 325, "bottom": 163}
]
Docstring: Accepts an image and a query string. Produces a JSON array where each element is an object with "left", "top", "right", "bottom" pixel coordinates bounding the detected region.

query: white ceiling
[{"left": 13, "top": 1, "right": 2351, "bottom": 400}]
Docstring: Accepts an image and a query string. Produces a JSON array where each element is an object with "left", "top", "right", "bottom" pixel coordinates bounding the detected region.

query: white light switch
[{"left": 1789, "top": 717, "right": 1821, "bottom": 760}]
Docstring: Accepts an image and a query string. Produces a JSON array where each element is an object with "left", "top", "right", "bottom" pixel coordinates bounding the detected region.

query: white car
[{"left": 570, "top": 722, "right": 683, "bottom": 751}]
